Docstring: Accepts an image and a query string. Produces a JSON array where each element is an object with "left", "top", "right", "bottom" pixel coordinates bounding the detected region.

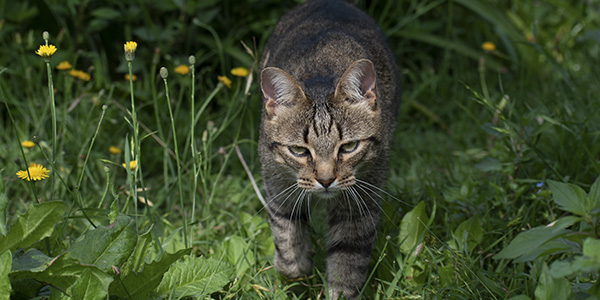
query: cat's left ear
[{"left": 334, "top": 59, "right": 377, "bottom": 109}]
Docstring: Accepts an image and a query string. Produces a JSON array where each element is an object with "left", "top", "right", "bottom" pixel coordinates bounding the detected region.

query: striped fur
[{"left": 258, "top": 0, "right": 400, "bottom": 299}]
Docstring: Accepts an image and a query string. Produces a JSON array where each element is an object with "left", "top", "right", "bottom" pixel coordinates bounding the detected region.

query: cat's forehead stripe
[
  {"left": 312, "top": 104, "right": 333, "bottom": 137},
  {"left": 303, "top": 126, "right": 309, "bottom": 144}
]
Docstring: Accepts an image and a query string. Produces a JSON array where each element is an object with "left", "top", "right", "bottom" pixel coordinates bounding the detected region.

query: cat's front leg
[
  {"left": 269, "top": 210, "right": 312, "bottom": 279},
  {"left": 326, "top": 205, "right": 379, "bottom": 300}
]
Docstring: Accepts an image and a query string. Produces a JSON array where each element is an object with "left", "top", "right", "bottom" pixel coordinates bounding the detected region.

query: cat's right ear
[
  {"left": 334, "top": 59, "right": 377, "bottom": 110},
  {"left": 260, "top": 67, "right": 306, "bottom": 118}
]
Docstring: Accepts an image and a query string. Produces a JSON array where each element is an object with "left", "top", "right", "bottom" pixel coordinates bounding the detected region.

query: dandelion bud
[
  {"left": 102, "top": 104, "right": 108, "bottom": 111},
  {"left": 43, "top": 31, "right": 50, "bottom": 41},
  {"left": 160, "top": 67, "right": 168, "bottom": 79},
  {"left": 103, "top": 164, "right": 110, "bottom": 173},
  {"left": 188, "top": 55, "right": 196, "bottom": 66}
]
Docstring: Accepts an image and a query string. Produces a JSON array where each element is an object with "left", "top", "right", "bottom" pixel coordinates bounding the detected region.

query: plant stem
[
  {"left": 45, "top": 60, "right": 57, "bottom": 201},
  {"left": 162, "top": 72, "right": 188, "bottom": 248},
  {"left": 127, "top": 61, "right": 140, "bottom": 224},
  {"left": 190, "top": 61, "right": 198, "bottom": 251}
]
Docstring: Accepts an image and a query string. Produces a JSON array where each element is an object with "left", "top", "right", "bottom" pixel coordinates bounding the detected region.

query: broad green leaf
[
  {"left": 534, "top": 263, "right": 571, "bottom": 300},
  {"left": 494, "top": 216, "right": 579, "bottom": 261},
  {"left": 399, "top": 201, "right": 429, "bottom": 255},
  {"left": 512, "top": 238, "right": 578, "bottom": 262},
  {"left": 550, "top": 257, "right": 600, "bottom": 278},
  {"left": 0, "top": 251, "right": 12, "bottom": 298},
  {"left": 588, "top": 175, "right": 600, "bottom": 210},
  {"left": 583, "top": 237, "right": 600, "bottom": 259},
  {"left": 0, "top": 176, "right": 8, "bottom": 236},
  {"left": 10, "top": 253, "right": 110, "bottom": 293},
  {"left": 218, "top": 235, "right": 255, "bottom": 277},
  {"left": 155, "top": 256, "right": 234, "bottom": 299},
  {"left": 452, "top": 215, "right": 483, "bottom": 252},
  {"left": 120, "top": 226, "right": 154, "bottom": 276},
  {"left": 11, "top": 248, "right": 52, "bottom": 272},
  {"left": 0, "top": 201, "right": 66, "bottom": 254},
  {"left": 550, "top": 238, "right": 600, "bottom": 277},
  {"left": 70, "top": 268, "right": 113, "bottom": 300},
  {"left": 547, "top": 179, "right": 589, "bottom": 216},
  {"left": 109, "top": 248, "right": 191, "bottom": 299},
  {"left": 69, "top": 215, "right": 137, "bottom": 273}
]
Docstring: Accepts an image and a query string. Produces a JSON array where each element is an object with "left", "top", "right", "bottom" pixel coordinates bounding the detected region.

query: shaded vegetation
[{"left": 1, "top": 0, "right": 599, "bottom": 299}]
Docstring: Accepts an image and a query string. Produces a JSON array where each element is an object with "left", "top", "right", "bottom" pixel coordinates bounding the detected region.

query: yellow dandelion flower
[
  {"left": 109, "top": 146, "right": 122, "bottom": 154},
  {"left": 16, "top": 163, "right": 50, "bottom": 181},
  {"left": 482, "top": 41, "right": 496, "bottom": 52},
  {"left": 35, "top": 44, "right": 57, "bottom": 58},
  {"left": 124, "top": 41, "right": 137, "bottom": 61},
  {"left": 230, "top": 67, "right": 249, "bottom": 77},
  {"left": 56, "top": 61, "right": 72, "bottom": 70},
  {"left": 122, "top": 160, "right": 137, "bottom": 170},
  {"left": 217, "top": 75, "right": 232, "bottom": 89},
  {"left": 68, "top": 69, "right": 91, "bottom": 81},
  {"left": 174, "top": 64, "right": 189, "bottom": 75},
  {"left": 125, "top": 73, "right": 137, "bottom": 81},
  {"left": 21, "top": 140, "right": 35, "bottom": 148}
]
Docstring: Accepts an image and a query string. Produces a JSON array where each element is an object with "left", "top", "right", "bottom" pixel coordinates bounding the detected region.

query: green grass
[{"left": 1, "top": 0, "right": 599, "bottom": 299}]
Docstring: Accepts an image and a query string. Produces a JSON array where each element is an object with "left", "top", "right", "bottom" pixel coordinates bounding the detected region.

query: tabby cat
[{"left": 258, "top": 0, "right": 400, "bottom": 298}]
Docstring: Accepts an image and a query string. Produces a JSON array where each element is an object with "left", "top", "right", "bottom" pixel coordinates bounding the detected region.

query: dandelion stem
[
  {"left": 45, "top": 60, "right": 57, "bottom": 202},
  {"left": 189, "top": 56, "right": 198, "bottom": 251},
  {"left": 161, "top": 67, "right": 188, "bottom": 248},
  {"left": 127, "top": 60, "right": 141, "bottom": 225}
]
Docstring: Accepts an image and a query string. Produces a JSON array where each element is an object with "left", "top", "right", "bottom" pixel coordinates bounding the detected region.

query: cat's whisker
[
  {"left": 254, "top": 183, "right": 298, "bottom": 217},
  {"left": 355, "top": 178, "right": 411, "bottom": 206},
  {"left": 347, "top": 186, "right": 369, "bottom": 221},
  {"left": 286, "top": 189, "right": 301, "bottom": 234},
  {"left": 349, "top": 186, "right": 376, "bottom": 228},
  {"left": 274, "top": 185, "right": 301, "bottom": 217},
  {"left": 354, "top": 183, "right": 394, "bottom": 223},
  {"left": 344, "top": 187, "right": 362, "bottom": 219}
]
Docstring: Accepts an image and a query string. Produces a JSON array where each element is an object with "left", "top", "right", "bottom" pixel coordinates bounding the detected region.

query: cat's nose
[{"left": 317, "top": 178, "right": 335, "bottom": 188}]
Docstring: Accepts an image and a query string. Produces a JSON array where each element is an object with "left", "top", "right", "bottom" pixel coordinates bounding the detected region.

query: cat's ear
[
  {"left": 260, "top": 67, "right": 307, "bottom": 118},
  {"left": 334, "top": 59, "right": 377, "bottom": 109}
]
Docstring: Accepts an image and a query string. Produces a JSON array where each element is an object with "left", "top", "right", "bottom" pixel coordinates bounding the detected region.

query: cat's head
[{"left": 260, "top": 59, "right": 383, "bottom": 198}]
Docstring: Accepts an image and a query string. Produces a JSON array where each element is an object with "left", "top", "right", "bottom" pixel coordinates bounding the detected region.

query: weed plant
[{"left": 0, "top": 0, "right": 599, "bottom": 299}]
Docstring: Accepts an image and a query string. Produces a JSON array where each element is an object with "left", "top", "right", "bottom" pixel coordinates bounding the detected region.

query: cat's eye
[
  {"left": 288, "top": 146, "right": 310, "bottom": 157},
  {"left": 340, "top": 141, "right": 359, "bottom": 154}
]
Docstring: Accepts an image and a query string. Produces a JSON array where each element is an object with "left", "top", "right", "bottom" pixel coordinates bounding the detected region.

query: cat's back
[{"left": 261, "top": 0, "right": 398, "bottom": 92}]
